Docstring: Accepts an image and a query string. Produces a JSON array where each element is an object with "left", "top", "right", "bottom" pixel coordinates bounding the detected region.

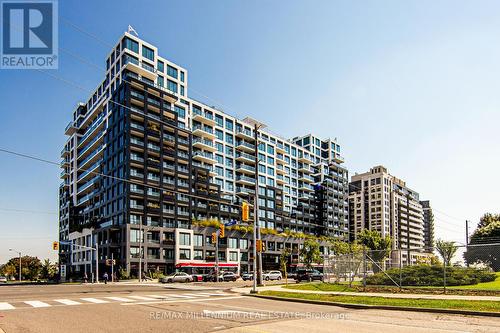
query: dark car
[{"left": 296, "top": 269, "right": 323, "bottom": 283}]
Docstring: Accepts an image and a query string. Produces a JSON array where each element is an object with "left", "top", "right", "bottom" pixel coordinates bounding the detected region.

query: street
[{"left": 0, "top": 283, "right": 499, "bottom": 332}]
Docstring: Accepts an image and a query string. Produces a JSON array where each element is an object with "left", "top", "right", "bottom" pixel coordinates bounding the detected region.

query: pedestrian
[
  {"left": 83, "top": 272, "right": 88, "bottom": 284},
  {"left": 103, "top": 272, "right": 108, "bottom": 284}
]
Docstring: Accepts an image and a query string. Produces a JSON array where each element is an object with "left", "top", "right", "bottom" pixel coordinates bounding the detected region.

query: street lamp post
[{"left": 9, "top": 248, "right": 21, "bottom": 282}]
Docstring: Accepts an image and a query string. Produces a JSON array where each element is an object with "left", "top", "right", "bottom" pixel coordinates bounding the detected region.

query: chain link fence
[{"left": 323, "top": 243, "right": 499, "bottom": 291}]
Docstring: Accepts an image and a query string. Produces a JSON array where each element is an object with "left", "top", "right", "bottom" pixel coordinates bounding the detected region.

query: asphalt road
[{"left": 0, "top": 283, "right": 499, "bottom": 332}]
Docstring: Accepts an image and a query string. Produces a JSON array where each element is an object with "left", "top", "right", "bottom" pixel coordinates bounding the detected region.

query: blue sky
[{"left": 1, "top": 0, "right": 499, "bottom": 263}]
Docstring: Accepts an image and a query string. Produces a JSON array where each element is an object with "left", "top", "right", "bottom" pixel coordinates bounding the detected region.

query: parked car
[
  {"left": 263, "top": 270, "right": 282, "bottom": 281},
  {"left": 286, "top": 272, "right": 297, "bottom": 280},
  {"left": 222, "top": 272, "right": 239, "bottom": 282},
  {"left": 296, "top": 269, "right": 323, "bottom": 282},
  {"left": 160, "top": 272, "right": 193, "bottom": 283},
  {"left": 0, "top": 276, "right": 7, "bottom": 283},
  {"left": 241, "top": 272, "right": 254, "bottom": 281}
]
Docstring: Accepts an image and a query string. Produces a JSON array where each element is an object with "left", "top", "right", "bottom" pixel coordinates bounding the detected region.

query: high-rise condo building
[{"left": 59, "top": 32, "right": 348, "bottom": 278}]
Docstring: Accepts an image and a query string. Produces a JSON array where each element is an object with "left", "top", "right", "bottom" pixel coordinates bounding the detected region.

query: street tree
[
  {"left": 300, "top": 239, "right": 322, "bottom": 269},
  {"left": 357, "top": 229, "right": 392, "bottom": 266},
  {"left": 464, "top": 213, "right": 500, "bottom": 271},
  {"left": 435, "top": 239, "right": 458, "bottom": 266}
]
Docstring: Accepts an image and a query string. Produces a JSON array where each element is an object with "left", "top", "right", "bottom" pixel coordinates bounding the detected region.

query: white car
[
  {"left": 160, "top": 272, "right": 193, "bottom": 283},
  {"left": 0, "top": 276, "right": 7, "bottom": 283},
  {"left": 263, "top": 271, "right": 282, "bottom": 281}
]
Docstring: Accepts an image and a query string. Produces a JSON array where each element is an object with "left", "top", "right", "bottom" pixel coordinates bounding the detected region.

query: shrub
[{"left": 366, "top": 265, "right": 496, "bottom": 286}]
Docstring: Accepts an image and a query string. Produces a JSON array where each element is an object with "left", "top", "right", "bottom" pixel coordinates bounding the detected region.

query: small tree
[
  {"left": 357, "top": 230, "right": 392, "bottom": 271},
  {"left": 40, "top": 259, "right": 57, "bottom": 280},
  {"left": 300, "top": 239, "right": 322, "bottom": 269},
  {"left": 435, "top": 239, "right": 457, "bottom": 266},
  {"left": 279, "top": 248, "right": 291, "bottom": 285}
]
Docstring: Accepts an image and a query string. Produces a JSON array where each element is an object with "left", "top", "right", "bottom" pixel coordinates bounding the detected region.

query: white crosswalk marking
[
  {"left": 167, "top": 294, "right": 194, "bottom": 298},
  {"left": 197, "top": 292, "right": 231, "bottom": 297},
  {"left": 0, "top": 302, "right": 15, "bottom": 310},
  {"left": 54, "top": 299, "right": 81, "bottom": 306},
  {"left": 182, "top": 293, "right": 209, "bottom": 297},
  {"left": 146, "top": 295, "right": 171, "bottom": 299},
  {"left": 80, "top": 298, "right": 109, "bottom": 304},
  {"left": 104, "top": 297, "right": 134, "bottom": 302},
  {"left": 24, "top": 301, "right": 51, "bottom": 308},
  {"left": 127, "top": 295, "right": 157, "bottom": 301}
]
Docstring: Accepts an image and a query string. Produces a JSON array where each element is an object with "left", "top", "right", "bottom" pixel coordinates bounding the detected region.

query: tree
[
  {"left": 357, "top": 229, "right": 392, "bottom": 264},
  {"left": 1, "top": 256, "right": 42, "bottom": 281},
  {"left": 279, "top": 247, "right": 291, "bottom": 285},
  {"left": 435, "top": 239, "right": 457, "bottom": 266},
  {"left": 40, "top": 259, "right": 57, "bottom": 280},
  {"left": 300, "top": 239, "right": 322, "bottom": 269},
  {"left": 464, "top": 214, "right": 500, "bottom": 271}
]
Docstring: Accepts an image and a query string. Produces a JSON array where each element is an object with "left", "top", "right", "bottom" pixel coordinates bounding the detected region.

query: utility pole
[
  {"left": 465, "top": 220, "right": 469, "bottom": 267},
  {"left": 138, "top": 221, "right": 142, "bottom": 282},
  {"left": 95, "top": 233, "right": 99, "bottom": 283},
  {"left": 406, "top": 193, "right": 411, "bottom": 266},
  {"left": 253, "top": 123, "right": 263, "bottom": 287},
  {"left": 111, "top": 252, "right": 114, "bottom": 283},
  {"left": 215, "top": 229, "right": 219, "bottom": 283}
]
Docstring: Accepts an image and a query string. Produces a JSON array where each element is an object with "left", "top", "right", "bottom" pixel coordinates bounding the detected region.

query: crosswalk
[{"left": 0, "top": 292, "right": 233, "bottom": 311}]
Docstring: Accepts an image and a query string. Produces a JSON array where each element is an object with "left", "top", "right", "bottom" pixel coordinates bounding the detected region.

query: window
[
  {"left": 179, "top": 233, "right": 190, "bottom": 246},
  {"left": 267, "top": 145, "right": 274, "bottom": 155},
  {"left": 157, "top": 76, "right": 164, "bottom": 87},
  {"left": 167, "top": 65, "right": 178, "bottom": 78},
  {"left": 193, "top": 250, "right": 203, "bottom": 260},
  {"left": 225, "top": 133, "right": 233, "bottom": 144},
  {"left": 142, "top": 45, "right": 154, "bottom": 61},
  {"left": 123, "top": 37, "right": 138, "bottom": 53},
  {"left": 258, "top": 143, "right": 265, "bottom": 152},
  {"left": 130, "top": 229, "right": 142, "bottom": 242},
  {"left": 215, "top": 154, "right": 223, "bottom": 164},
  {"left": 215, "top": 142, "right": 223, "bottom": 152},
  {"left": 167, "top": 80, "right": 177, "bottom": 93},
  {"left": 163, "top": 249, "right": 174, "bottom": 259},
  {"left": 225, "top": 119, "right": 233, "bottom": 131},
  {"left": 180, "top": 85, "right": 185, "bottom": 96},
  {"left": 228, "top": 238, "right": 238, "bottom": 248},
  {"left": 240, "top": 238, "right": 248, "bottom": 249},
  {"left": 180, "top": 71, "right": 185, "bottom": 82},
  {"left": 229, "top": 251, "right": 238, "bottom": 261},
  {"left": 268, "top": 167, "right": 274, "bottom": 176},
  {"left": 215, "top": 129, "right": 223, "bottom": 140},
  {"left": 215, "top": 114, "right": 223, "bottom": 127},
  {"left": 193, "top": 234, "right": 203, "bottom": 246},
  {"left": 175, "top": 105, "right": 185, "bottom": 118},
  {"left": 179, "top": 249, "right": 190, "bottom": 260},
  {"left": 157, "top": 60, "right": 164, "bottom": 72}
]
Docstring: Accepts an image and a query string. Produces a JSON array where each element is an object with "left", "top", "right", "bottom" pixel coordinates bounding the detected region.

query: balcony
[
  {"left": 60, "top": 158, "right": 70, "bottom": 167},
  {"left": 236, "top": 128, "right": 254, "bottom": 141},
  {"left": 77, "top": 114, "right": 105, "bottom": 149},
  {"left": 193, "top": 151, "right": 216, "bottom": 164},
  {"left": 65, "top": 121, "right": 77, "bottom": 135},
  {"left": 235, "top": 164, "right": 255, "bottom": 175},
  {"left": 123, "top": 55, "right": 158, "bottom": 81},
  {"left": 78, "top": 145, "right": 105, "bottom": 170},
  {"left": 236, "top": 141, "right": 255, "bottom": 153},
  {"left": 298, "top": 153, "right": 312, "bottom": 164},
  {"left": 192, "top": 109, "right": 216, "bottom": 126},
  {"left": 78, "top": 159, "right": 101, "bottom": 182},
  {"left": 61, "top": 146, "right": 70, "bottom": 157},
  {"left": 299, "top": 174, "right": 314, "bottom": 183},
  {"left": 192, "top": 125, "right": 216, "bottom": 140},
  {"left": 236, "top": 186, "right": 255, "bottom": 196},
  {"left": 193, "top": 138, "right": 216, "bottom": 152},
  {"left": 333, "top": 154, "right": 345, "bottom": 163},
  {"left": 235, "top": 152, "right": 255, "bottom": 164},
  {"left": 78, "top": 130, "right": 105, "bottom": 159},
  {"left": 276, "top": 143, "right": 285, "bottom": 153},
  {"left": 236, "top": 175, "right": 255, "bottom": 185},
  {"left": 60, "top": 169, "right": 69, "bottom": 179},
  {"left": 276, "top": 165, "right": 286, "bottom": 175},
  {"left": 130, "top": 137, "right": 144, "bottom": 146}
]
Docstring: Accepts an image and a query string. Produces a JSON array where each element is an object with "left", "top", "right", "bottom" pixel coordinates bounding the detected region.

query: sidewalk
[{"left": 232, "top": 285, "right": 500, "bottom": 301}]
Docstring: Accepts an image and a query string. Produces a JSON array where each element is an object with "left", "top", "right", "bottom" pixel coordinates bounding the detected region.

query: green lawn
[
  {"left": 452, "top": 272, "right": 500, "bottom": 290},
  {"left": 284, "top": 282, "right": 357, "bottom": 292},
  {"left": 259, "top": 290, "right": 500, "bottom": 313}
]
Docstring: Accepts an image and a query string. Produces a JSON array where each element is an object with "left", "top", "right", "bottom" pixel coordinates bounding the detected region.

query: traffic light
[
  {"left": 52, "top": 241, "right": 59, "bottom": 251},
  {"left": 256, "top": 239, "right": 262, "bottom": 252},
  {"left": 242, "top": 201, "right": 250, "bottom": 221},
  {"left": 219, "top": 224, "right": 225, "bottom": 238},
  {"left": 262, "top": 241, "right": 266, "bottom": 252},
  {"left": 211, "top": 232, "right": 217, "bottom": 244}
]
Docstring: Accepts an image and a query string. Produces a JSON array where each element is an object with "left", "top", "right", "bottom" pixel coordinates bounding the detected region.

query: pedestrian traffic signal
[
  {"left": 211, "top": 232, "right": 217, "bottom": 244},
  {"left": 106, "top": 259, "right": 116, "bottom": 266},
  {"left": 242, "top": 202, "right": 250, "bottom": 221},
  {"left": 262, "top": 241, "right": 266, "bottom": 252},
  {"left": 219, "top": 224, "right": 225, "bottom": 238},
  {"left": 52, "top": 241, "right": 59, "bottom": 251}
]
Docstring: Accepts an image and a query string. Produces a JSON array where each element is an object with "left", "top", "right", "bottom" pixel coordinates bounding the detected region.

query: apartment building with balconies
[
  {"left": 59, "top": 31, "right": 348, "bottom": 278},
  {"left": 349, "top": 166, "right": 430, "bottom": 264}
]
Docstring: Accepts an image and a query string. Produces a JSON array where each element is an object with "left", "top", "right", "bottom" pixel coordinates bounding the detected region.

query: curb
[{"left": 245, "top": 294, "right": 500, "bottom": 318}]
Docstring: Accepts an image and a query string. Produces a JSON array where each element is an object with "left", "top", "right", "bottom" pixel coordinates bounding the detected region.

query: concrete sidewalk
[{"left": 232, "top": 285, "right": 500, "bottom": 301}]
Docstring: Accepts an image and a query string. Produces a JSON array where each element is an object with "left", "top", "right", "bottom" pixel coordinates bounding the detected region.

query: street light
[{"left": 9, "top": 248, "right": 21, "bottom": 282}]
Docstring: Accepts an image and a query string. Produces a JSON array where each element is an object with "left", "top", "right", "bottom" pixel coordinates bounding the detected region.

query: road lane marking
[
  {"left": 104, "top": 297, "right": 134, "bottom": 302},
  {"left": 196, "top": 292, "right": 232, "bottom": 296},
  {"left": 167, "top": 294, "right": 194, "bottom": 298},
  {"left": 146, "top": 295, "right": 171, "bottom": 299},
  {"left": 182, "top": 293, "right": 210, "bottom": 297},
  {"left": 80, "top": 298, "right": 109, "bottom": 304},
  {"left": 54, "top": 299, "right": 81, "bottom": 306},
  {"left": 0, "top": 302, "right": 15, "bottom": 310},
  {"left": 24, "top": 301, "right": 51, "bottom": 308},
  {"left": 127, "top": 295, "right": 157, "bottom": 301},
  {"left": 121, "top": 295, "right": 245, "bottom": 306}
]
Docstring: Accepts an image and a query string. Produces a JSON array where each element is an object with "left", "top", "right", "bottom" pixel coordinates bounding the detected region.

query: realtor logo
[{"left": 1, "top": 0, "right": 58, "bottom": 69}]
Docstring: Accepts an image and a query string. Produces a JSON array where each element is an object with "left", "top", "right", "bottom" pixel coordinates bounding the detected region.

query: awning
[{"left": 175, "top": 262, "right": 239, "bottom": 268}]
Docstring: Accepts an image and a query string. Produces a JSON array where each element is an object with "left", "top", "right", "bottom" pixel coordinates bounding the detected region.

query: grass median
[{"left": 259, "top": 290, "right": 500, "bottom": 313}]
